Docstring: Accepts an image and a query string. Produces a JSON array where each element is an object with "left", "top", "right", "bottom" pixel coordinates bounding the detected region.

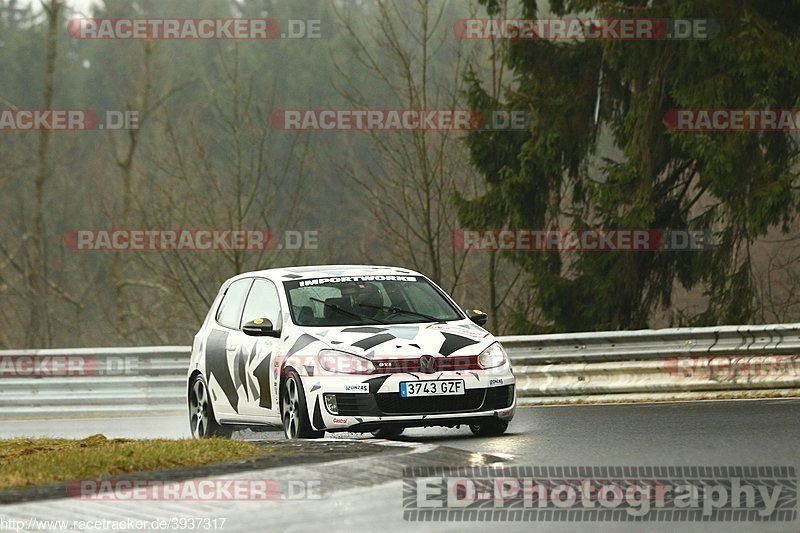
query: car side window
[
  {"left": 216, "top": 279, "right": 253, "bottom": 330},
  {"left": 241, "top": 279, "right": 282, "bottom": 329}
]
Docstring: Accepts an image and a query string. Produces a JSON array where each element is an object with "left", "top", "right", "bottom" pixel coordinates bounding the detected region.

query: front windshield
[{"left": 284, "top": 275, "right": 463, "bottom": 326}]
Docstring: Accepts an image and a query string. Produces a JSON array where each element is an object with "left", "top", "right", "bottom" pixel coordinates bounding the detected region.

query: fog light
[{"left": 324, "top": 394, "right": 338, "bottom": 414}]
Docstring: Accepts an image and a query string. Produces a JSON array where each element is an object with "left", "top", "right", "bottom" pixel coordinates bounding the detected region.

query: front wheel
[
  {"left": 189, "top": 374, "right": 232, "bottom": 439},
  {"left": 469, "top": 419, "right": 509, "bottom": 437},
  {"left": 281, "top": 371, "right": 324, "bottom": 439}
]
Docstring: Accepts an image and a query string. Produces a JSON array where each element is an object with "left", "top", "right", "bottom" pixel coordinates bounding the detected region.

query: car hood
[{"left": 298, "top": 320, "right": 495, "bottom": 358}]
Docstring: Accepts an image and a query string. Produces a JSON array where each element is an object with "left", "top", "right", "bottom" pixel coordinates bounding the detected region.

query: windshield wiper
[
  {"left": 356, "top": 302, "right": 441, "bottom": 323},
  {"left": 309, "top": 297, "right": 387, "bottom": 325}
]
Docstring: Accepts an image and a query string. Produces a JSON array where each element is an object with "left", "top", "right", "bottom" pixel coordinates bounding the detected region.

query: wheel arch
[
  {"left": 278, "top": 364, "right": 301, "bottom": 410},
  {"left": 187, "top": 371, "right": 223, "bottom": 426},
  {"left": 188, "top": 370, "right": 204, "bottom": 401}
]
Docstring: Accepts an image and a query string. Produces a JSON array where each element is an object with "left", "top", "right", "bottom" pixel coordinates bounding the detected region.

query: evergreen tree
[{"left": 459, "top": 0, "right": 800, "bottom": 331}]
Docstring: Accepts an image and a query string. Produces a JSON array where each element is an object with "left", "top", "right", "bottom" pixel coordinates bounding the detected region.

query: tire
[
  {"left": 189, "top": 374, "right": 233, "bottom": 439},
  {"left": 371, "top": 426, "right": 405, "bottom": 439},
  {"left": 469, "top": 419, "right": 509, "bottom": 436},
  {"left": 281, "top": 371, "right": 324, "bottom": 439}
]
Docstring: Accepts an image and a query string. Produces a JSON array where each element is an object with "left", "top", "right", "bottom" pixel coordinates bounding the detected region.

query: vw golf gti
[{"left": 187, "top": 265, "right": 516, "bottom": 439}]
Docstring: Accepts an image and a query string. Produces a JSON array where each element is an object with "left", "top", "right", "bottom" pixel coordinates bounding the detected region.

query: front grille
[
  {"left": 376, "top": 389, "right": 485, "bottom": 415},
  {"left": 371, "top": 356, "right": 481, "bottom": 373},
  {"left": 330, "top": 385, "right": 514, "bottom": 417},
  {"left": 331, "top": 393, "right": 365, "bottom": 416},
  {"left": 485, "top": 385, "right": 514, "bottom": 409}
]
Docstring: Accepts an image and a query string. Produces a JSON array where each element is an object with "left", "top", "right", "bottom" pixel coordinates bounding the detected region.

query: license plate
[{"left": 400, "top": 380, "right": 465, "bottom": 397}]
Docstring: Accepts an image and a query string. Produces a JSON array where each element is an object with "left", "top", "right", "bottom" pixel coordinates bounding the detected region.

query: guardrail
[
  {"left": 0, "top": 346, "right": 189, "bottom": 419},
  {"left": 500, "top": 323, "right": 800, "bottom": 405},
  {"left": 1, "top": 323, "right": 799, "bottom": 419}
]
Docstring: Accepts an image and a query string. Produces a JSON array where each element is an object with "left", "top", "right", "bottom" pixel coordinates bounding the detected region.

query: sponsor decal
[
  {"left": 489, "top": 378, "right": 504, "bottom": 385},
  {"left": 295, "top": 275, "right": 418, "bottom": 287},
  {"left": 344, "top": 384, "right": 369, "bottom": 393},
  {"left": 332, "top": 417, "right": 348, "bottom": 424}
]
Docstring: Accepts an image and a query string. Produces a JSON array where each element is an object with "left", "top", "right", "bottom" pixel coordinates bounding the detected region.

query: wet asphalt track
[
  {"left": 2, "top": 401, "right": 799, "bottom": 532},
  {"left": 2, "top": 400, "right": 798, "bottom": 468}
]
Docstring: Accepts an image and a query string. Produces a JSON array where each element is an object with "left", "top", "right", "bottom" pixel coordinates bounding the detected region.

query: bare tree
[
  {"left": 116, "top": 45, "right": 311, "bottom": 342},
  {"left": 104, "top": 39, "right": 194, "bottom": 340},
  {"left": 24, "top": 0, "right": 62, "bottom": 347},
  {"left": 331, "top": 0, "right": 475, "bottom": 293}
]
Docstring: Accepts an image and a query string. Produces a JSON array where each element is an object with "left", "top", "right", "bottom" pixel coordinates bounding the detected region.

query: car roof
[{"left": 223, "top": 265, "right": 425, "bottom": 286}]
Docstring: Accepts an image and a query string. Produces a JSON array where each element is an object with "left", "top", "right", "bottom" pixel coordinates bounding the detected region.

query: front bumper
[
  {"left": 303, "top": 370, "right": 516, "bottom": 432},
  {"left": 329, "top": 384, "right": 514, "bottom": 416}
]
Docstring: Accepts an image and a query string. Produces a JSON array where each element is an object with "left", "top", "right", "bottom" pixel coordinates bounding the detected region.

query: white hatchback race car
[{"left": 187, "top": 265, "right": 516, "bottom": 439}]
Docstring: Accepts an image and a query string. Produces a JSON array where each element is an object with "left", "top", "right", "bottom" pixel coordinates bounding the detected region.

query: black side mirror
[
  {"left": 466, "top": 309, "right": 488, "bottom": 326},
  {"left": 242, "top": 318, "right": 280, "bottom": 338}
]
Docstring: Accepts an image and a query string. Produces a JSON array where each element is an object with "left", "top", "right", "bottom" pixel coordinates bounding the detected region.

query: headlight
[
  {"left": 478, "top": 342, "right": 508, "bottom": 369},
  {"left": 317, "top": 349, "right": 375, "bottom": 374}
]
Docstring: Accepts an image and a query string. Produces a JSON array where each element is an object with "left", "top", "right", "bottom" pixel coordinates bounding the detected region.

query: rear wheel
[
  {"left": 469, "top": 419, "right": 509, "bottom": 437},
  {"left": 281, "top": 371, "right": 324, "bottom": 439},
  {"left": 371, "top": 426, "right": 405, "bottom": 439},
  {"left": 189, "top": 374, "right": 232, "bottom": 438}
]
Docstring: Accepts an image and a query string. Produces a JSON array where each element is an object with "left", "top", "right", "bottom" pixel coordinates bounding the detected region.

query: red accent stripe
[{"left": 371, "top": 356, "right": 480, "bottom": 373}]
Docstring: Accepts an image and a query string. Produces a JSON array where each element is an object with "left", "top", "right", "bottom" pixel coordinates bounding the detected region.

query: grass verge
[{"left": 0, "top": 434, "right": 266, "bottom": 490}]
